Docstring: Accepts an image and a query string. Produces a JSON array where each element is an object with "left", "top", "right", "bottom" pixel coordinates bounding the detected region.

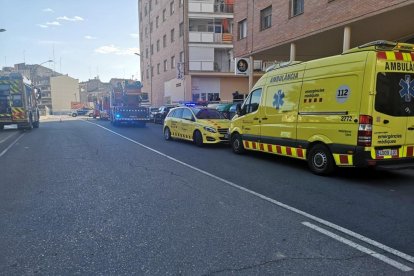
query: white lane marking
[
  {"left": 86, "top": 121, "right": 414, "bottom": 264},
  {"left": 0, "top": 133, "right": 25, "bottom": 158},
  {"left": 0, "top": 133, "right": 16, "bottom": 144},
  {"left": 302, "top": 222, "right": 412, "bottom": 272}
]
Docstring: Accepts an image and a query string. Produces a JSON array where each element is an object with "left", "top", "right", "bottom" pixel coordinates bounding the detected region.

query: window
[
  {"left": 155, "top": 0, "right": 158, "bottom": 4},
  {"left": 242, "top": 88, "right": 262, "bottom": 114},
  {"left": 150, "top": 21, "right": 153, "bottom": 33},
  {"left": 157, "top": 63, "right": 160, "bottom": 74},
  {"left": 149, "top": 0, "right": 152, "bottom": 11},
  {"left": 171, "top": 56, "right": 175, "bottom": 69},
  {"left": 150, "top": 44, "right": 154, "bottom": 55},
  {"left": 163, "top": 9, "right": 166, "bottom": 21},
  {"left": 145, "top": 48, "right": 148, "bottom": 58},
  {"left": 179, "top": 51, "right": 184, "bottom": 62},
  {"left": 156, "top": 16, "right": 159, "bottom": 28},
  {"left": 291, "top": 0, "right": 304, "bottom": 17},
  {"left": 179, "top": 22, "right": 184, "bottom": 37},
  {"left": 375, "top": 72, "right": 414, "bottom": 117},
  {"left": 164, "top": 59, "right": 168, "bottom": 71},
  {"left": 172, "top": 108, "right": 183, "bottom": 118},
  {"left": 182, "top": 108, "right": 193, "bottom": 121},
  {"left": 171, "top": 28, "right": 175, "bottom": 42},
  {"left": 139, "top": 12, "right": 142, "bottom": 22},
  {"left": 151, "top": 66, "right": 154, "bottom": 77},
  {"left": 146, "top": 68, "right": 149, "bottom": 79},
  {"left": 170, "top": 1, "right": 175, "bottom": 15},
  {"left": 238, "top": 19, "right": 247, "bottom": 39},
  {"left": 144, "top": 4, "right": 148, "bottom": 16},
  {"left": 156, "top": 40, "right": 160, "bottom": 52},
  {"left": 145, "top": 27, "right": 148, "bottom": 37},
  {"left": 260, "top": 6, "right": 272, "bottom": 30},
  {"left": 179, "top": 0, "right": 183, "bottom": 7},
  {"left": 163, "top": 34, "right": 167, "bottom": 47}
]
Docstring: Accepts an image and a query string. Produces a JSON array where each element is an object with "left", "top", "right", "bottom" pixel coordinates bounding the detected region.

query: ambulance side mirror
[{"left": 236, "top": 103, "right": 242, "bottom": 116}]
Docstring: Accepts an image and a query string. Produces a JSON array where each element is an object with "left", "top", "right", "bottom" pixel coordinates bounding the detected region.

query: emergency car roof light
[
  {"left": 395, "top": 42, "right": 414, "bottom": 52},
  {"left": 358, "top": 40, "right": 397, "bottom": 50}
]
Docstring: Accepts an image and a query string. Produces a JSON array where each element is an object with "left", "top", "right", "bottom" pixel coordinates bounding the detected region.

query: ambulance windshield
[{"left": 375, "top": 72, "right": 414, "bottom": 117}]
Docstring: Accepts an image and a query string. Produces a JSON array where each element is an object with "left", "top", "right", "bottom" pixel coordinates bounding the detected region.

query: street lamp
[{"left": 31, "top": 59, "right": 53, "bottom": 85}]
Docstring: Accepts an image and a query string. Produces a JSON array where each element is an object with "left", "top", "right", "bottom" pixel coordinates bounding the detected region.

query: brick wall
[{"left": 233, "top": 0, "right": 410, "bottom": 57}]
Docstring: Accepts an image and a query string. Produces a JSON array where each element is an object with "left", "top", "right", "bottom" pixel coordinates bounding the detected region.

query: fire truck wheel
[
  {"left": 231, "top": 133, "right": 245, "bottom": 154},
  {"left": 33, "top": 120, "right": 39, "bottom": 128},
  {"left": 164, "top": 127, "right": 172, "bottom": 140},
  {"left": 193, "top": 130, "right": 203, "bottom": 147},
  {"left": 307, "top": 144, "right": 335, "bottom": 175},
  {"left": 26, "top": 115, "right": 33, "bottom": 130}
]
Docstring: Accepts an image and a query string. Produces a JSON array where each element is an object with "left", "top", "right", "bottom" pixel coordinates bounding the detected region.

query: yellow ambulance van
[{"left": 229, "top": 41, "right": 414, "bottom": 175}]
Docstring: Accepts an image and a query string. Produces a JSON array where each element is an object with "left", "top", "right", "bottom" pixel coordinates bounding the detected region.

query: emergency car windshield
[
  {"left": 192, "top": 108, "right": 225, "bottom": 119},
  {"left": 375, "top": 72, "right": 414, "bottom": 116}
]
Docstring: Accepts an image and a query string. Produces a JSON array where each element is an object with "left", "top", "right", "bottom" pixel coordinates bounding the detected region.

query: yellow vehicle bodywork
[
  {"left": 230, "top": 41, "right": 414, "bottom": 174},
  {"left": 163, "top": 107, "right": 230, "bottom": 145}
]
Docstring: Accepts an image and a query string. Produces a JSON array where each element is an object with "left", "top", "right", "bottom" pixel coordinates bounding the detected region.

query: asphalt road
[{"left": 0, "top": 117, "right": 413, "bottom": 275}]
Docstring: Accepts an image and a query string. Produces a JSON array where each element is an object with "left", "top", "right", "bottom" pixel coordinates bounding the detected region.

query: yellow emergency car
[
  {"left": 163, "top": 106, "right": 230, "bottom": 146},
  {"left": 230, "top": 40, "right": 414, "bottom": 175}
]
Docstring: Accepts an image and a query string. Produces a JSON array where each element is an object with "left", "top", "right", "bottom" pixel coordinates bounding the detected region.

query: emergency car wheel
[
  {"left": 164, "top": 127, "right": 172, "bottom": 140},
  {"left": 231, "top": 133, "right": 245, "bottom": 154},
  {"left": 194, "top": 130, "right": 203, "bottom": 147},
  {"left": 308, "top": 144, "right": 335, "bottom": 175}
]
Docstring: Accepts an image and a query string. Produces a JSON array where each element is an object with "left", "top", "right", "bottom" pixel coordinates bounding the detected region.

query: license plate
[{"left": 377, "top": 149, "right": 398, "bottom": 157}]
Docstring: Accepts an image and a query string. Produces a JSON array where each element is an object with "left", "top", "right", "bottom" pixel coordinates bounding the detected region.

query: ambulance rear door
[{"left": 372, "top": 54, "right": 414, "bottom": 159}]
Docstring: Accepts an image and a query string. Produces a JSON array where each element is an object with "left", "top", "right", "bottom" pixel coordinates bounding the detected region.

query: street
[{"left": 0, "top": 117, "right": 413, "bottom": 275}]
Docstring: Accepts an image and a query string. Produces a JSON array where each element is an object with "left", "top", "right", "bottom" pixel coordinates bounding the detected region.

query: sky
[{"left": 0, "top": 0, "right": 141, "bottom": 83}]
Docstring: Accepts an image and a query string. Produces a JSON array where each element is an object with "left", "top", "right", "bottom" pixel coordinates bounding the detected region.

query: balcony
[
  {"left": 188, "top": 48, "right": 235, "bottom": 73},
  {"left": 189, "top": 18, "right": 233, "bottom": 44},
  {"left": 189, "top": 1, "right": 233, "bottom": 14}
]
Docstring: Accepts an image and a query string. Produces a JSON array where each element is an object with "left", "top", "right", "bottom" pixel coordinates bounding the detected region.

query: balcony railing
[
  {"left": 214, "top": 4, "right": 234, "bottom": 13},
  {"left": 189, "top": 32, "right": 233, "bottom": 44},
  {"left": 188, "top": 61, "right": 234, "bottom": 73},
  {"left": 189, "top": 2, "right": 233, "bottom": 14}
]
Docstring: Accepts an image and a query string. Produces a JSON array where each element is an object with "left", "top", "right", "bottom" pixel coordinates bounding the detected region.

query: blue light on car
[{"left": 116, "top": 114, "right": 121, "bottom": 118}]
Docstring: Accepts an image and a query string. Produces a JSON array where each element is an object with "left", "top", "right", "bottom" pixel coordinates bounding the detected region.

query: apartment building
[
  {"left": 233, "top": 0, "right": 414, "bottom": 65},
  {"left": 138, "top": 0, "right": 260, "bottom": 106}
]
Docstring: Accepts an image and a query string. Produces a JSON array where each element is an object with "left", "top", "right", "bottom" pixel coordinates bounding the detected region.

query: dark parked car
[{"left": 153, "top": 105, "right": 176, "bottom": 124}]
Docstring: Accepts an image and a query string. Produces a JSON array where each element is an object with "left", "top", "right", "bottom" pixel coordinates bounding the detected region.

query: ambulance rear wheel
[
  {"left": 231, "top": 133, "right": 245, "bottom": 154},
  {"left": 308, "top": 144, "right": 335, "bottom": 175}
]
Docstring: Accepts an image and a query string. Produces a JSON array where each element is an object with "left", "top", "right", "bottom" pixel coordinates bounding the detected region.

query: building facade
[
  {"left": 138, "top": 0, "right": 261, "bottom": 106},
  {"left": 50, "top": 75, "right": 80, "bottom": 115},
  {"left": 233, "top": 0, "right": 414, "bottom": 64}
]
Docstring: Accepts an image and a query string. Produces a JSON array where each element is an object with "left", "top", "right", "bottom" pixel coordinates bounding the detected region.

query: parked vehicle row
[{"left": 161, "top": 40, "right": 414, "bottom": 176}]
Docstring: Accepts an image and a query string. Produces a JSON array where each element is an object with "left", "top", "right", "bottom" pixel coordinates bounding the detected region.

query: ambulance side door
[
  {"left": 261, "top": 82, "right": 302, "bottom": 144},
  {"left": 239, "top": 88, "right": 263, "bottom": 142}
]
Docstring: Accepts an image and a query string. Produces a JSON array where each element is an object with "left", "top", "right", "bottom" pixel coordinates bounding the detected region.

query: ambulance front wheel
[
  {"left": 307, "top": 144, "right": 335, "bottom": 175},
  {"left": 231, "top": 133, "right": 245, "bottom": 154}
]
